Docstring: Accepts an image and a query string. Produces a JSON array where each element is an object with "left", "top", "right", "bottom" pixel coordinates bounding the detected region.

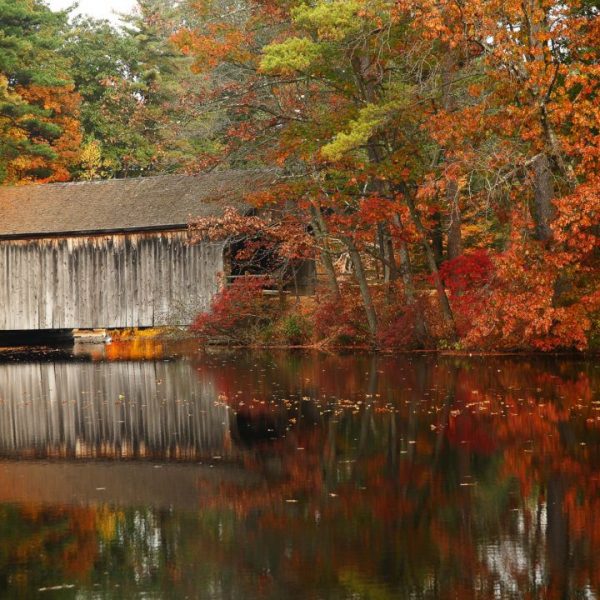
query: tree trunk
[
  {"left": 382, "top": 222, "right": 398, "bottom": 282},
  {"left": 342, "top": 236, "right": 378, "bottom": 338},
  {"left": 441, "top": 54, "right": 462, "bottom": 261},
  {"left": 405, "top": 195, "right": 457, "bottom": 340},
  {"left": 531, "top": 153, "right": 555, "bottom": 241},
  {"left": 309, "top": 202, "right": 340, "bottom": 297},
  {"left": 377, "top": 223, "right": 386, "bottom": 281},
  {"left": 378, "top": 221, "right": 399, "bottom": 306},
  {"left": 431, "top": 211, "right": 444, "bottom": 266},
  {"left": 394, "top": 213, "right": 429, "bottom": 345},
  {"left": 447, "top": 181, "right": 462, "bottom": 260}
]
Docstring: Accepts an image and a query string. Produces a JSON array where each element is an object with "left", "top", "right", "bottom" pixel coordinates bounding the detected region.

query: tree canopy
[
  {"left": 0, "top": 0, "right": 81, "bottom": 183},
  {"left": 0, "top": 0, "right": 597, "bottom": 350}
]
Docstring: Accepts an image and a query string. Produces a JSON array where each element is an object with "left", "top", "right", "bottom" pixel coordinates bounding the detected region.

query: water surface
[{"left": 0, "top": 345, "right": 598, "bottom": 598}]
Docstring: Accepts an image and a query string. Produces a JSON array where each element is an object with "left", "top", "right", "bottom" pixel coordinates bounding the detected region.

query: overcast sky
[{"left": 47, "top": 0, "right": 137, "bottom": 23}]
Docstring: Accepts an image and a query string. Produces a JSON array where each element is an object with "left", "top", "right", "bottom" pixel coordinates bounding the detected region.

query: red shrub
[
  {"left": 314, "top": 283, "right": 435, "bottom": 349},
  {"left": 313, "top": 286, "right": 373, "bottom": 345},
  {"left": 437, "top": 250, "right": 495, "bottom": 337},
  {"left": 438, "top": 250, "right": 494, "bottom": 296},
  {"left": 463, "top": 243, "right": 596, "bottom": 351},
  {"left": 191, "top": 276, "right": 277, "bottom": 343},
  {"left": 376, "top": 305, "right": 419, "bottom": 349}
]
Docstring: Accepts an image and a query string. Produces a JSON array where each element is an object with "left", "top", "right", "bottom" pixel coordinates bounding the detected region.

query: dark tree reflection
[{"left": 0, "top": 350, "right": 597, "bottom": 598}]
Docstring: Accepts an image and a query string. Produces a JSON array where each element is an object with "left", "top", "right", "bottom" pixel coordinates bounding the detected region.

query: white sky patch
[{"left": 47, "top": 0, "right": 137, "bottom": 24}]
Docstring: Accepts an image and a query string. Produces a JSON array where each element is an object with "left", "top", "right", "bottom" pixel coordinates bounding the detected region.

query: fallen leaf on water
[{"left": 39, "top": 585, "right": 76, "bottom": 592}]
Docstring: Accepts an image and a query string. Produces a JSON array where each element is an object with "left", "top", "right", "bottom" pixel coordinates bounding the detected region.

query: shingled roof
[{"left": 0, "top": 170, "right": 275, "bottom": 239}]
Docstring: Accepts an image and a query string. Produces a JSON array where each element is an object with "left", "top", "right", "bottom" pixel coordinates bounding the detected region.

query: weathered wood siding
[{"left": 0, "top": 231, "right": 224, "bottom": 330}]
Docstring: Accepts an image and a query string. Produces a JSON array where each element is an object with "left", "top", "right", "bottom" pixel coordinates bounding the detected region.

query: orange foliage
[{"left": 6, "top": 84, "right": 82, "bottom": 184}]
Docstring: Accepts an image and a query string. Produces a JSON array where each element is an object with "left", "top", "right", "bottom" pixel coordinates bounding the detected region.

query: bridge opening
[{"left": 0, "top": 329, "right": 74, "bottom": 347}]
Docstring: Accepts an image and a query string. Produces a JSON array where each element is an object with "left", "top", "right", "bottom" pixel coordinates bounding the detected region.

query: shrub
[
  {"left": 437, "top": 250, "right": 494, "bottom": 338},
  {"left": 279, "top": 313, "right": 312, "bottom": 345},
  {"left": 377, "top": 305, "right": 419, "bottom": 349},
  {"left": 453, "top": 244, "right": 597, "bottom": 351},
  {"left": 313, "top": 286, "right": 374, "bottom": 346},
  {"left": 372, "top": 282, "right": 438, "bottom": 350},
  {"left": 190, "top": 276, "right": 278, "bottom": 344},
  {"left": 462, "top": 247, "right": 594, "bottom": 351},
  {"left": 438, "top": 249, "right": 494, "bottom": 296}
]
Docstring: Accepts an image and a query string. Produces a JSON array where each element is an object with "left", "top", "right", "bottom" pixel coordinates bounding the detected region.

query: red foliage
[
  {"left": 191, "top": 276, "right": 276, "bottom": 343},
  {"left": 462, "top": 232, "right": 599, "bottom": 351},
  {"left": 376, "top": 305, "right": 419, "bottom": 349},
  {"left": 438, "top": 250, "right": 494, "bottom": 296},
  {"left": 189, "top": 207, "right": 314, "bottom": 261},
  {"left": 312, "top": 287, "right": 372, "bottom": 345},
  {"left": 372, "top": 282, "right": 423, "bottom": 349},
  {"left": 313, "top": 283, "right": 441, "bottom": 349},
  {"left": 438, "top": 250, "right": 495, "bottom": 338}
]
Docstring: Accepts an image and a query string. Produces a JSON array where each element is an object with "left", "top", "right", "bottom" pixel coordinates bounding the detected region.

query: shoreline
[{"left": 0, "top": 338, "right": 597, "bottom": 360}]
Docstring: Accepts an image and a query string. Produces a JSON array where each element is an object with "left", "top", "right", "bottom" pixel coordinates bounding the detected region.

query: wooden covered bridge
[{"left": 0, "top": 171, "right": 279, "bottom": 332}]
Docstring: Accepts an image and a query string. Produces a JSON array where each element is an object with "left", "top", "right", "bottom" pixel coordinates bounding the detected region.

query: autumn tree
[
  {"left": 174, "top": 0, "right": 598, "bottom": 349},
  {"left": 173, "top": 0, "right": 465, "bottom": 342},
  {"left": 411, "top": 0, "right": 600, "bottom": 349},
  {"left": 0, "top": 0, "right": 81, "bottom": 183}
]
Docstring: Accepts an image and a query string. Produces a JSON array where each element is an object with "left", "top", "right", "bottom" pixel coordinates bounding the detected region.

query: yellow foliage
[{"left": 260, "top": 37, "right": 322, "bottom": 75}]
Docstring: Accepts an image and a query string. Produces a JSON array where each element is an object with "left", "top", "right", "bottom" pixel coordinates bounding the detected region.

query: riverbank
[
  {"left": 0, "top": 336, "right": 597, "bottom": 362},
  {"left": 186, "top": 278, "right": 600, "bottom": 353}
]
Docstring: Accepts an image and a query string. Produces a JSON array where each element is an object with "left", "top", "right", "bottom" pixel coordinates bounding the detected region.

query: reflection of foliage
[
  {"left": 193, "top": 352, "right": 600, "bottom": 598},
  {"left": 0, "top": 354, "right": 597, "bottom": 597},
  {"left": 0, "top": 505, "right": 101, "bottom": 593}
]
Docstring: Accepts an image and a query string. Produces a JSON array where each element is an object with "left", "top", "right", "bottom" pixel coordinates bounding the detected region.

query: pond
[{"left": 0, "top": 344, "right": 598, "bottom": 598}]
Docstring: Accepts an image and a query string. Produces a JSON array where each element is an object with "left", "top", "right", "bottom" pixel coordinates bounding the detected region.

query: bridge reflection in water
[
  {"left": 0, "top": 351, "right": 597, "bottom": 599},
  {"left": 0, "top": 360, "right": 231, "bottom": 461}
]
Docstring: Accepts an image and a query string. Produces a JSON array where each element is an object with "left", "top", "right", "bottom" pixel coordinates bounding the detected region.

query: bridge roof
[{"left": 0, "top": 170, "right": 275, "bottom": 239}]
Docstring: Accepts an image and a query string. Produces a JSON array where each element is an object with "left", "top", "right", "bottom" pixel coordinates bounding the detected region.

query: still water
[{"left": 0, "top": 343, "right": 598, "bottom": 599}]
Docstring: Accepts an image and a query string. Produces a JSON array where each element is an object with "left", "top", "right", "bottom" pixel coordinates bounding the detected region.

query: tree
[
  {"left": 173, "top": 0, "right": 461, "bottom": 341},
  {"left": 412, "top": 0, "right": 600, "bottom": 349},
  {"left": 174, "top": 0, "right": 598, "bottom": 349},
  {"left": 0, "top": 0, "right": 82, "bottom": 183},
  {"left": 64, "top": 1, "right": 217, "bottom": 179}
]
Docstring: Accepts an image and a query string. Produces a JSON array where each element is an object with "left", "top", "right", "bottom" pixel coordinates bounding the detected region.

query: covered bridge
[{"left": 0, "top": 171, "right": 275, "bottom": 331}]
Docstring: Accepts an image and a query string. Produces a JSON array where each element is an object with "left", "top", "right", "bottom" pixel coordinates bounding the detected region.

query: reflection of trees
[
  {"left": 0, "top": 353, "right": 597, "bottom": 598},
  {"left": 0, "top": 504, "right": 108, "bottom": 594},
  {"left": 193, "top": 352, "right": 600, "bottom": 598}
]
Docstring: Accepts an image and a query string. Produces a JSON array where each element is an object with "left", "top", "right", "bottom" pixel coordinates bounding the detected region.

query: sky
[{"left": 47, "top": 0, "right": 137, "bottom": 23}]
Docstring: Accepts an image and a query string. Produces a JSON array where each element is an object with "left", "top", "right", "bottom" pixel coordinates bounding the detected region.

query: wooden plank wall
[{"left": 0, "top": 231, "right": 224, "bottom": 330}]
